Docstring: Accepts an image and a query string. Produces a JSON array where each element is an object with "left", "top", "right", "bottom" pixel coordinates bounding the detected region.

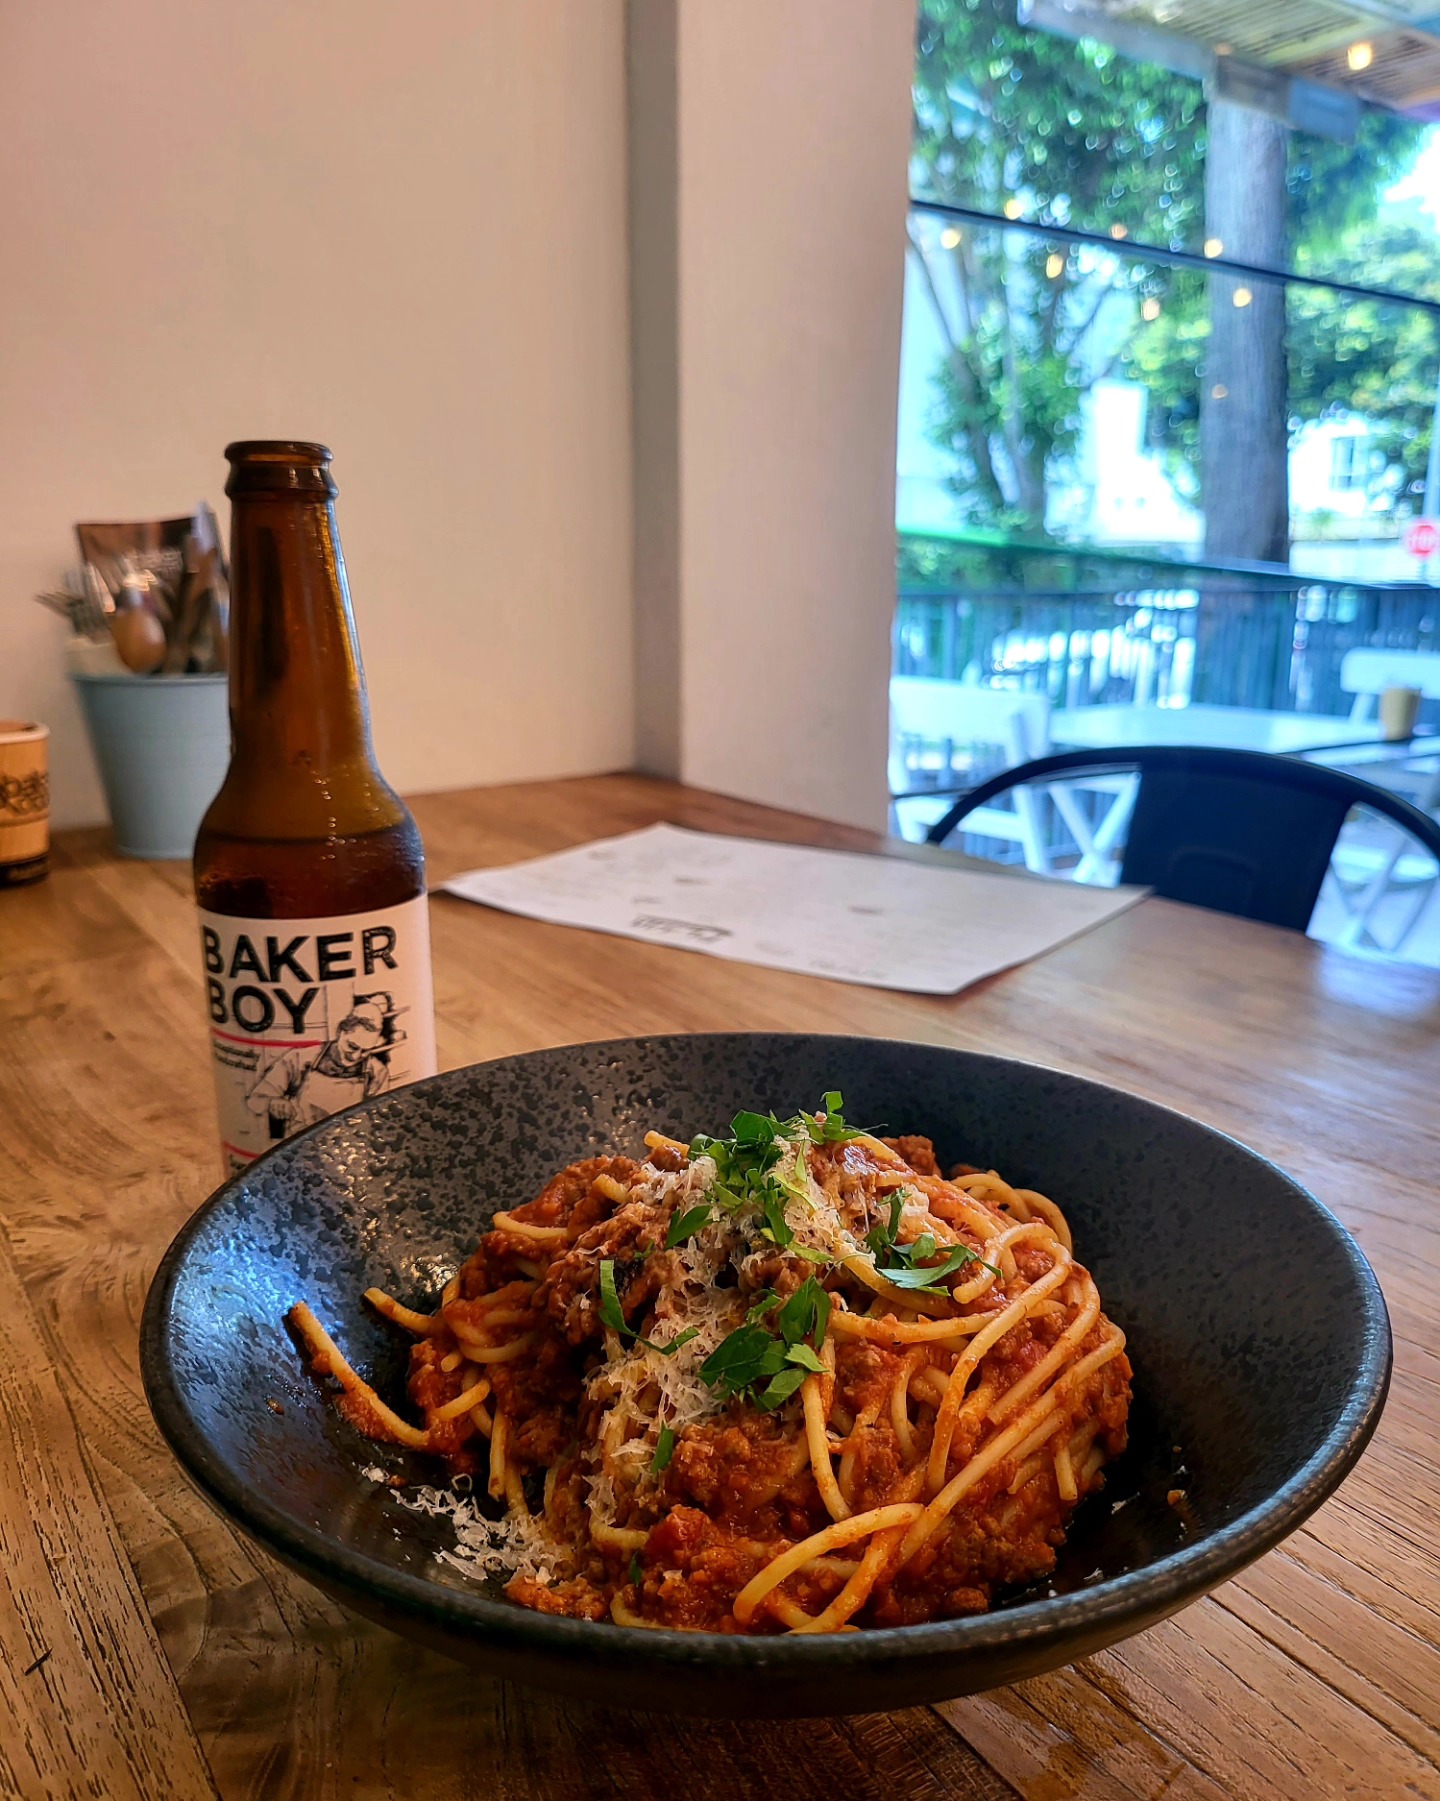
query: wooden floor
[{"left": 2, "top": 772, "right": 1438, "bottom": 1800}]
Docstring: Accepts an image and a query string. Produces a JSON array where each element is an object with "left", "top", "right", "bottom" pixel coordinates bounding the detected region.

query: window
[
  {"left": 900, "top": 0, "right": 1440, "bottom": 572},
  {"left": 1331, "top": 436, "right": 1364, "bottom": 492}
]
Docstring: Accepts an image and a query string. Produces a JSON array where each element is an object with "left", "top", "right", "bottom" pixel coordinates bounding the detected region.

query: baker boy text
[{"left": 201, "top": 924, "right": 399, "bottom": 1033}]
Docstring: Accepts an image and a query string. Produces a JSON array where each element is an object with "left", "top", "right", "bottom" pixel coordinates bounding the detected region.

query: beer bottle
[{"left": 194, "top": 441, "right": 437, "bottom": 1174}]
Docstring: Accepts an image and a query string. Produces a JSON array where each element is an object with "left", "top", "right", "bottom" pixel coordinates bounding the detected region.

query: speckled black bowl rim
[{"left": 141, "top": 1032, "right": 1392, "bottom": 1681}]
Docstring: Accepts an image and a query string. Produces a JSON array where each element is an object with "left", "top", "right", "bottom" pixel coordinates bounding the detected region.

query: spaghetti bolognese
[{"left": 289, "top": 1095, "right": 1130, "bottom": 1633}]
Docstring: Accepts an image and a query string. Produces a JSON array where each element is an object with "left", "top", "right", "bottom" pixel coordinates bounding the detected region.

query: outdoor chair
[
  {"left": 1340, "top": 647, "right": 1440, "bottom": 723},
  {"left": 888, "top": 677, "right": 1138, "bottom": 877},
  {"left": 888, "top": 677, "right": 1052, "bottom": 864},
  {"left": 923, "top": 744, "right": 1440, "bottom": 935},
  {"left": 1321, "top": 647, "right": 1440, "bottom": 947}
]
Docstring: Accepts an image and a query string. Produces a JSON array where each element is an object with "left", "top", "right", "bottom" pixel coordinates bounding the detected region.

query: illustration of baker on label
[
  {"left": 246, "top": 991, "right": 405, "bottom": 1137},
  {"left": 198, "top": 898, "right": 438, "bottom": 1173}
]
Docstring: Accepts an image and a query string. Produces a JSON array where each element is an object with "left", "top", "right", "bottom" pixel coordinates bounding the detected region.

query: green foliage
[
  {"left": 1126, "top": 209, "right": 1440, "bottom": 516},
  {"left": 1287, "top": 207, "right": 1440, "bottom": 511},
  {"left": 911, "top": 0, "right": 1204, "bottom": 529},
  {"left": 1120, "top": 267, "right": 1208, "bottom": 490},
  {"left": 1287, "top": 111, "right": 1433, "bottom": 261},
  {"left": 910, "top": 0, "right": 1437, "bottom": 533}
]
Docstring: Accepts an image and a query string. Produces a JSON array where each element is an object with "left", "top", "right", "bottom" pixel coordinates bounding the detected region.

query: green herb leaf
[
  {"left": 873, "top": 1255, "right": 970, "bottom": 1294},
  {"left": 758, "top": 1186, "right": 795, "bottom": 1248},
  {"left": 600, "top": 1259, "right": 699, "bottom": 1355},
  {"left": 865, "top": 1191, "right": 906, "bottom": 1261},
  {"left": 862, "top": 1185, "right": 1000, "bottom": 1291},
  {"left": 699, "top": 1322, "right": 788, "bottom": 1398},
  {"left": 701, "top": 1276, "right": 833, "bottom": 1406},
  {"left": 796, "top": 1090, "right": 869, "bottom": 1145},
  {"left": 665, "top": 1203, "right": 712, "bottom": 1249},
  {"left": 777, "top": 1276, "right": 831, "bottom": 1351},
  {"left": 637, "top": 1325, "right": 700, "bottom": 1357},
  {"left": 731, "top": 1110, "right": 780, "bottom": 1146},
  {"left": 755, "top": 1366, "right": 808, "bottom": 1410},
  {"left": 650, "top": 1425, "right": 676, "bottom": 1474},
  {"left": 629, "top": 1553, "right": 643, "bottom": 1587},
  {"left": 792, "top": 1244, "right": 831, "bottom": 1265},
  {"left": 598, "top": 1258, "right": 627, "bottom": 1336}
]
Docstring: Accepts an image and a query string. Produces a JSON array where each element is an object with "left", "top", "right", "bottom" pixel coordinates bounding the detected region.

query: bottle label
[{"left": 197, "top": 895, "right": 438, "bottom": 1176}]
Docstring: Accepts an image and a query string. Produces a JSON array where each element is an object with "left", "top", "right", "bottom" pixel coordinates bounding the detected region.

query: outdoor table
[
  {"left": 3, "top": 773, "right": 1437, "bottom": 1800},
  {"left": 1049, "top": 702, "right": 1389, "bottom": 756}
]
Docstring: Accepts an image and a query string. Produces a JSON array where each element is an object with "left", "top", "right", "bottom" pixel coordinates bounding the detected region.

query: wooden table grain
[{"left": 2, "top": 773, "right": 1438, "bottom": 1801}]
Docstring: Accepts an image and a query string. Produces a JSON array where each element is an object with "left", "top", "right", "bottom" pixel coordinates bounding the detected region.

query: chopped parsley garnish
[
  {"left": 777, "top": 1274, "right": 832, "bottom": 1349},
  {"left": 597, "top": 1256, "right": 628, "bottom": 1335},
  {"left": 597, "top": 1258, "right": 699, "bottom": 1356},
  {"left": 650, "top": 1425, "right": 676, "bottom": 1474},
  {"left": 801, "top": 1092, "right": 869, "bottom": 1145},
  {"left": 864, "top": 1192, "right": 999, "bottom": 1296},
  {"left": 700, "top": 1275, "right": 832, "bottom": 1410},
  {"left": 629, "top": 1553, "right": 643, "bottom": 1587},
  {"left": 681, "top": 1094, "right": 865, "bottom": 1264},
  {"left": 665, "top": 1202, "right": 713, "bottom": 1249},
  {"left": 690, "top": 1095, "right": 863, "bottom": 1212},
  {"left": 758, "top": 1185, "right": 794, "bottom": 1249}
]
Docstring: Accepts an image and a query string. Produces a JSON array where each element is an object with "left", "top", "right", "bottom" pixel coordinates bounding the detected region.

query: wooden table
[{"left": 3, "top": 773, "right": 1438, "bottom": 1801}]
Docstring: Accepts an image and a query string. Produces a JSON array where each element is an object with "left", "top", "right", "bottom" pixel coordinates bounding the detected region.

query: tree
[
  {"left": 911, "top": 0, "right": 1204, "bottom": 533},
  {"left": 1128, "top": 207, "right": 1440, "bottom": 525},
  {"left": 1199, "top": 98, "right": 1290, "bottom": 563},
  {"left": 1288, "top": 208, "right": 1440, "bottom": 516},
  {"left": 910, "top": 0, "right": 1436, "bottom": 549}
]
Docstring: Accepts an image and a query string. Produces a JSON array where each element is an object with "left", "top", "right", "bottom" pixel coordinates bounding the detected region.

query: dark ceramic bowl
[{"left": 141, "top": 1033, "right": 1390, "bottom": 1718}]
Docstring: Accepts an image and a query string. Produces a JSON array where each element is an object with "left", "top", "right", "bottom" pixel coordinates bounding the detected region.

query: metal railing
[{"left": 894, "top": 534, "right": 1439, "bottom": 716}]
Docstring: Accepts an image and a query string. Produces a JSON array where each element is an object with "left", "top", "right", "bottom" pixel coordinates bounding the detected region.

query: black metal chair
[{"left": 924, "top": 744, "right": 1440, "bottom": 932}]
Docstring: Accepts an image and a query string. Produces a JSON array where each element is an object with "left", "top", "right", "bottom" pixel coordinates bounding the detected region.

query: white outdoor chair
[
  {"left": 889, "top": 677, "right": 1138, "bottom": 880},
  {"left": 1322, "top": 648, "right": 1440, "bottom": 951},
  {"left": 1340, "top": 647, "right": 1440, "bottom": 723},
  {"left": 889, "top": 678, "right": 1052, "bottom": 867},
  {"left": 888, "top": 677, "right": 1133, "bottom": 880},
  {"left": 1317, "top": 754, "right": 1440, "bottom": 954}
]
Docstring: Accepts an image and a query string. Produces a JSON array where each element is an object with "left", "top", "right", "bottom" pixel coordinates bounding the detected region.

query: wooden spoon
[{"left": 110, "top": 604, "right": 168, "bottom": 674}]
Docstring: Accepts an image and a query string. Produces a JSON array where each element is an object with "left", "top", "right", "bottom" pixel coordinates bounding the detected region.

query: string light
[
  {"left": 1211, "top": 384, "right": 1229, "bottom": 400},
  {"left": 1204, "top": 237, "right": 1224, "bottom": 258},
  {"left": 1233, "top": 287, "right": 1253, "bottom": 308},
  {"left": 1046, "top": 252, "right": 1065, "bottom": 278},
  {"left": 1142, "top": 297, "right": 1162, "bottom": 320},
  {"left": 1004, "top": 198, "right": 1024, "bottom": 220},
  {"left": 1347, "top": 41, "right": 1374, "bottom": 70},
  {"left": 1110, "top": 224, "right": 1129, "bottom": 240},
  {"left": 940, "top": 227, "right": 962, "bottom": 249}
]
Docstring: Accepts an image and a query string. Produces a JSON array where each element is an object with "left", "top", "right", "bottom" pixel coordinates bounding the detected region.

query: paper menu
[{"left": 443, "top": 824, "right": 1144, "bottom": 996}]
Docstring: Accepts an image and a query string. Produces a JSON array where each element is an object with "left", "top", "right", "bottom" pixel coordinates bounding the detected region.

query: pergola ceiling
[{"left": 1025, "top": 0, "right": 1440, "bottom": 117}]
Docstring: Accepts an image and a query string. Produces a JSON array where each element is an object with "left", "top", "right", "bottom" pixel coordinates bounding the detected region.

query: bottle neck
[
  {"left": 216, "top": 495, "right": 401, "bottom": 838},
  {"left": 228, "top": 495, "right": 375, "bottom": 770}
]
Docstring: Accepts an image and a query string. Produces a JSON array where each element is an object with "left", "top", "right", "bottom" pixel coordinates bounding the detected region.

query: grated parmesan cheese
[
  {"left": 388, "top": 1130, "right": 872, "bottom": 1583},
  {"left": 393, "top": 1484, "right": 568, "bottom": 1587}
]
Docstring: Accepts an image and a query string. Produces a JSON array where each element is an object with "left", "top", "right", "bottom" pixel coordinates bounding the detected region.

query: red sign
[{"left": 1404, "top": 518, "right": 1439, "bottom": 558}]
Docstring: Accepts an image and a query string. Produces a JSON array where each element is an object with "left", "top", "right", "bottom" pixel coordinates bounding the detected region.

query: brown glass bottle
[{"left": 194, "top": 441, "right": 436, "bottom": 1174}]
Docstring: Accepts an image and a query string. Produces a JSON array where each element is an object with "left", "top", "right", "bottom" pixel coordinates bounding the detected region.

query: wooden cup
[{"left": 0, "top": 720, "right": 51, "bottom": 887}]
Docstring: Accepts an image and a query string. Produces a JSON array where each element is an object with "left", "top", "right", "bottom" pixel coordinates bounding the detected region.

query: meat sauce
[{"left": 401, "top": 1138, "right": 1131, "bottom": 1633}]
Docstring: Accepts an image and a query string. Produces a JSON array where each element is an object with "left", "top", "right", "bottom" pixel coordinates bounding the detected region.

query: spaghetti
[{"left": 288, "top": 1096, "right": 1130, "bottom": 1633}]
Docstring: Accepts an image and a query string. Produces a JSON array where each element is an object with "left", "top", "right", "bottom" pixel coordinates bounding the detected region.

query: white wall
[
  {"left": 633, "top": 0, "right": 915, "bottom": 832},
  {"left": 0, "top": 0, "right": 632, "bottom": 828}
]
